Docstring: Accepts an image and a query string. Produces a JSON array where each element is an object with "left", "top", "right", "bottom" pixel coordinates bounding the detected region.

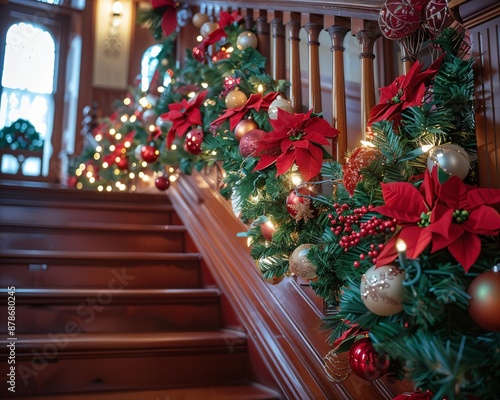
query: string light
[
  {"left": 95, "top": 134, "right": 102, "bottom": 141},
  {"left": 257, "top": 84, "right": 264, "bottom": 93},
  {"left": 201, "top": 82, "right": 208, "bottom": 89},
  {"left": 115, "top": 133, "right": 122, "bottom": 140},
  {"left": 109, "top": 128, "right": 116, "bottom": 136},
  {"left": 120, "top": 115, "right": 128, "bottom": 123},
  {"left": 139, "top": 97, "right": 149, "bottom": 108},
  {"left": 98, "top": 185, "right": 104, "bottom": 191},
  {"left": 109, "top": 145, "right": 116, "bottom": 152},
  {"left": 123, "top": 97, "right": 131, "bottom": 105},
  {"left": 93, "top": 153, "right": 100, "bottom": 160},
  {"left": 129, "top": 115, "right": 137, "bottom": 123},
  {"left": 196, "top": 35, "right": 203, "bottom": 42},
  {"left": 76, "top": 182, "right": 83, "bottom": 189},
  {"left": 124, "top": 141, "right": 131, "bottom": 148},
  {"left": 102, "top": 162, "right": 109, "bottom": 168}
]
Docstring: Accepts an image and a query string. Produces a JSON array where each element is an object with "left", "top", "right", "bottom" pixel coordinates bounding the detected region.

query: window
[
  {"left": 0, "top": 22, "right": 56, "bottom": 176},
  {"left": 140, "top": 44, "right": 163, "bottom": 92}
]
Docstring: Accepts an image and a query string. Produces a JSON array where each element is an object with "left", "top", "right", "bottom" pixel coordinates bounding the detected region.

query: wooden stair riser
[
  {"left": 1, "top": 301, "right": 221, "bottom": 333},
  {"left": 0, "top": 262, "right": 201, "bottom": 289},
  {"left": 0, "top": 228, "right": 186, "bottom": 253},
  {"left": 0, "top": 352, "right": 248, "bottom": 396},
  {"left": 0, "top": 202, "right": 180, "bottom": 226}
]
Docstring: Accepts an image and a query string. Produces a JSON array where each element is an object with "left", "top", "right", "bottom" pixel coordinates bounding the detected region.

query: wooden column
[
  {"left": 302, "top": 14, "right": 323, "bottom": 114},
  {"left": 352, "top": 19, "right": 381, "bottom": 138},
  {"left": 254, "top": 10, "right": 270, "bottom": 74},
  {"left": 268, "top": 11, "right": 286, "bottom": 81},
  {"left": 325, "top": 17, "right": 350, "bottom": 162},
  {"left": 284, "top": 12, "right": 302, "bottom": 113},
  {"left": 241, "top": 8, "right": 254, "bottom": 31}
]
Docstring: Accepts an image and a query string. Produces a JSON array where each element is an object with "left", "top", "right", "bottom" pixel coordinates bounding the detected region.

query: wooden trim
[{"left": 168, "top": 171, "right": 404, "bottom": 399}]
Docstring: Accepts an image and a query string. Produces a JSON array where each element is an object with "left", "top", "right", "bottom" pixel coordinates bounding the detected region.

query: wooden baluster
[
  {"left": 302, "top": 14, "right": 323, "bottom": 114},
  {"left": 268, "top": 11, "right": 286, "bottom": 81},
  {"left": 241, "top": 8, "right": 254, "bottom": 31},
  {"left": 284, "top": 12, "right": 302, "bottom": 113},
  {"left": 399, "top": 45, "right": 414, "bottom": 75},
  {"left": 352, "top": 19, "right": 381, "bottom": 139},
  {"left": 325, "top": 17, "right": 350, "bottom": 162},
  {"left": 254, "top": 10, "right": 270, "bottom": 74}
]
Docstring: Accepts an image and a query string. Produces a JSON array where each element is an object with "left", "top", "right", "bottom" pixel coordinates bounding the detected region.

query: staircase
[{"left": 0, "top": 180, "right": 281, "bottom": 399}]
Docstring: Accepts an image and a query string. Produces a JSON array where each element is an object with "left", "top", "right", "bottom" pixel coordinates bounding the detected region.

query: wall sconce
[{"left": 105, "top": 0, "right": 123, "bottom": 57}]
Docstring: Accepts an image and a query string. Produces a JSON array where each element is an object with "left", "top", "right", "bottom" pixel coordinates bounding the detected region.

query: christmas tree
[{"left": 69, "top": 1, "right": 500, "bottom": 398}]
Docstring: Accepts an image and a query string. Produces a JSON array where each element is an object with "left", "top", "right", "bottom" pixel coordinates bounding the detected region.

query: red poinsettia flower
[
  {"left": 368, "top": 56, "right": 443, "bottom": 127},
  {"left": 160, "top": 90, "right": 208, "bottom": 148},
  {"left": 374, "top": 168, "right": 500, "bottom": 271},
  {"left": 211, "top": 92, "right": 279, "bottom": 130},
  {"left": 253, "top": 109, "right": 339, "bottom": 181},
  {"left": 151, "top": 0, "right": 177, "bottom": 38}
]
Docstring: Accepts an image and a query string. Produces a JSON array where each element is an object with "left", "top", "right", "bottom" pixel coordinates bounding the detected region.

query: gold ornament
[
  {"left": 200, "top": 21, "right": 219, "bottom": 38},
  {"left": 427, "top": 143, "right": 470, "bottom": 180},
  {"left": 225, "top": 89, "right": 248, "bottom": 109},
  {"left": 289, "top": 198, "right": 315, "bottom": 222},
  {"left": 192, "top": 12, "right": 209, "bottom": 28},
  {"left": 234, "top": 117, "right": 258, "bottom": 141},
  {"left": 360, "top": 265, "right": 405, "bottom": 316},
  {"left": 268, "top": 95, "right": 294, "bottom": 120},
  {"left": 289, "top": 244, "right": 317, "bottom": 279},
  {"left": 236, "top": 31, "right": 258, "bottom": 50},
  {"left": 324, "top": 350, "right": 351, "bottom": 382}
]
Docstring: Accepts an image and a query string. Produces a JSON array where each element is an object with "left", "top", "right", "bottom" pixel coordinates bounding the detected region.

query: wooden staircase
[{"left": 0, "top": 180, "right": 281, "bottom": 399}]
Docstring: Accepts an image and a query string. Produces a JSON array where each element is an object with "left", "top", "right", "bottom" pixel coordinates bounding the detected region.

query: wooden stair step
[
  {"left": 11, "top": 382, "right": 282, "bottom": 399},
  {"left": 0, "top": 250, "right": 202, "bottom": 289},
  {"left": 0, "top": 330, "right": 247, "bottom": 356},
  {"left": 0, "top": 221, "right": 188, "bottom": 253},
  {"left": 0, "top": 331, "right": 250, "bottom": 395},
  {"left": 0, "top": 288, "right": 222, "bottom": 333}
]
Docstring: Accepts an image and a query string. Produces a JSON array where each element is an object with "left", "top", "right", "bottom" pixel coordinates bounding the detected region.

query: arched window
[
  {"left": 140, "top": 44, "right": 163, "bottom": 92},
  {"left": 0, "top": 22, "right": 56, "bottom": 176}
]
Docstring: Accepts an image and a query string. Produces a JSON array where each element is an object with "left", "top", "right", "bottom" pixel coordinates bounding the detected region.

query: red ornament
[
  {"left": 342, "top": 147, "right": 378, "bottom": 196},
  {"left": 183, "top": 128, "right": 204, "bottom": 155},
  {"left": 141, "top": 145, "right": 159, "bottom": 163},
  {"left": 239, "top": 129, "right": 267, "bottom": 158},
  {"left": 348, "top": 337, "right": 390, "bottom": 381},
  {"left": 286, "top": 187, "right": 316, "bottom": 222},
  {"left": 155, "top": 176, "right": 171, "bottom": 191},
  {"left": 467, "top": 266, "right": 500, "bottom": 332},
  {"left": 379, "top": 0, "right": 425, "bottom": 40},
  {"left": 423, "top": 0, "right": 453, "bottom": 39},
  {"left": 116, "top": 156, "right": 128, "bottom": 170}
]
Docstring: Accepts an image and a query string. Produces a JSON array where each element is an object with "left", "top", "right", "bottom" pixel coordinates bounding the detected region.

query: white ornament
[
  {"left": 236, "top": 31, "right": 258, "bottom": 50},
  {"left": 427, "top": 143, "right": 471, "bottom": 180},
  {"left": 360, "top": 265, "right": 405, "bottom": 316},
  {"left": 268, "top": 96, "right": 294, "bottom": 120},
  {"left": 289, "top": 244, "right": 317, "bottom": 279}
]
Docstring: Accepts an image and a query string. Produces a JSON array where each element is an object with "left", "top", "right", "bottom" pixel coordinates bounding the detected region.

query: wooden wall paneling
[
  {"left": 284, "top": 12, "right": 303, "bottom": 112},
  {"left": 254, "top": 9, "right": 270, "bottom": 74},
  {"left": 268, "top": 11, "right": 286, "bottom": 81},
  {"left": 449, "top": 0, "right": 500, "bottom": 188},
  {"left": 302, "top": 13, "right": 323, "bottom": 114},
  {"left": 352, "top": 19, "right": 381, "bottom": 138},
  {"left": 325, "top": 16, "right": 350, "bottom": 162}
]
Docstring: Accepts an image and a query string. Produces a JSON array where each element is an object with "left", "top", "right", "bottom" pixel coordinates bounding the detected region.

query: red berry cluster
[{"left": 328, "top": 203, "right": 396, "bottom": 267}]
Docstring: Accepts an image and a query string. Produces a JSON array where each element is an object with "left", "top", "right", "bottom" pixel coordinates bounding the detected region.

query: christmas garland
[{"left": 70, "top": 1, "right": 500, "bottom": 398}]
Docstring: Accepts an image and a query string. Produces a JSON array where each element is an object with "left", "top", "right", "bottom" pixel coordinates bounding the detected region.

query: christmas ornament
[
  {"left": 360, "top": 265, "right": 405, "bottom": 316},
  {"left": 134, "top": 144, "right": 144, "bottom": 161},
  {"left": 423, "top": 0, "right": 453, "bottom": 39},
  {"left": 260, "top": 219, "right": 276, "bottom": 241},
  {"left": 257, "top": 258, "right": 284, "bottom": 285},
  {"left": 236, "top": 31, "right": 258, "bottom": 50},
  {"left": 343, "top": 147, "right": 378, "bottom": 196},
  {"left": 467, "top": 265, "right": 500, "bottom": 332},
  {"left": 183, "top": 128, "right": 204, "bottom": 155},
  {"left": 200, "top": 21, "right": 219, "bottom": 38},
  {"left": 192, "top": 12, "right": 209, "bottom": 28},
  {"left": 268, "top": 95, "right": 294, "bottom": 120},
  {"left": 289, "top": 244, "right": 317, "bottom": 280},
  {"left": 239, "top": 129, "right": 266, "bottom": 158},
  {"left": 426, "top": 143, "right": 470, "bottom": 181},
  {"left": 225, "top": 89, "right": 248, "bottom": 109},
  {"left": 379, "top": 0, "right": 424, "bottom": 40},
  {"left": 155, "top": 175, "right": 171, "bottom": 191},
  {"left": 234, "top": 116, "right": 258, "bottom": 141},
  {"left": 142, "top": 108, "right": 157, "bottom": 126},
  {"left": 286, "top": 187, "right": 316, "bottom": 222},
  {"left": 140, "top": 144, "right": 159, "bottom": 163},
  {"left": 348, "top": 337, "right": 390, "bottom": 381},
  {"left": 116, "top": 156, "right": 128, "bottom": 170},
  {"left": 323, "top": 350, "right": 351, "bottom": 383}
]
